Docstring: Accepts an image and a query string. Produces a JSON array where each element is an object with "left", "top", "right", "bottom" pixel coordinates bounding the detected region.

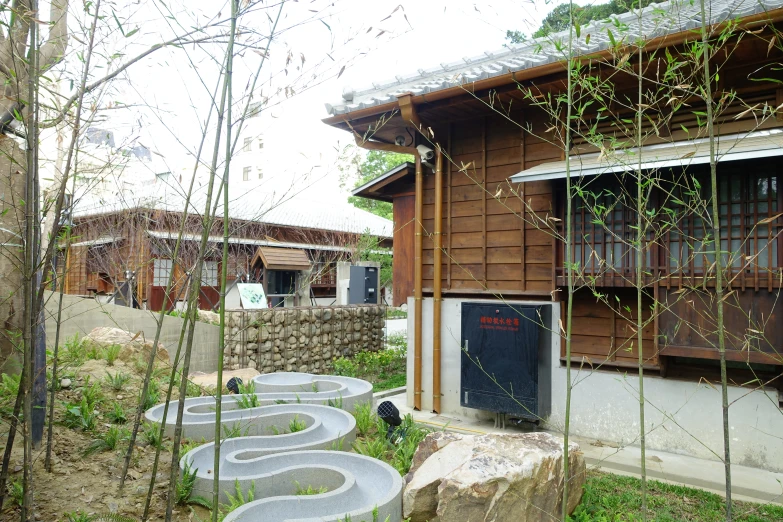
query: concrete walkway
[{"left": 378, "top": 391, "right": 783, "bottom": 506}]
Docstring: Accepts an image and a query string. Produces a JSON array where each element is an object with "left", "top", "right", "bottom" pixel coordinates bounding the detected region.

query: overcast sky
[{"left": 49, "top": 0, "right": 558, "bottom": 203}]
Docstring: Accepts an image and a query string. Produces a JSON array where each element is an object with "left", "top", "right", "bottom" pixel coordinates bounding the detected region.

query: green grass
[
  {"left": 571, "top": 471, "right": 783, "bottom": 521},
  {"left": 332, "top": 343, "right": 406, "bottom": 392}
]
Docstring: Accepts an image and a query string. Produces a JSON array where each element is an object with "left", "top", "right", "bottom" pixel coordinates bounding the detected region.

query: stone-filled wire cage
[{"left": 224, "top": 305, "right": 387, "bottom": 373}]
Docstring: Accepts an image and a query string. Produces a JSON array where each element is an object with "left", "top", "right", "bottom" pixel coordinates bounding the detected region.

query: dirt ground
[{"left": 0, "top": 358, "right": 212, "bottom": 521}]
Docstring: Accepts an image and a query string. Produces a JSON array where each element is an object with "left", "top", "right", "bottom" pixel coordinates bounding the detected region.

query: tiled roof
[
  {"left": 325, "top": 0, "right": 783, "bottom": 116},
  {"left": 72, "top": 183, "right": 393, "bottom": 238}
]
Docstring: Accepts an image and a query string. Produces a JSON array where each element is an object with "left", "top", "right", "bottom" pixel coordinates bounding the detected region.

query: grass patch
[
  {"left": 332, "top": 341, "right": 406, "bottom": 392},
  {"left": 572, "top": 470, "right": 783, "bottom": 521}
]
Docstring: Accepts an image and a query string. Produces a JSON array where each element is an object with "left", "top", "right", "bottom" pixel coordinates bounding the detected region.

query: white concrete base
[{"left": 408, "top": 297, "right": 783, "bottom": 473}]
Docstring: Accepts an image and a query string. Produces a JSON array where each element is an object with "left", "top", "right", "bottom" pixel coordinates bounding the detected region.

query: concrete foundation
[{"left": 408, "top": 297, "right": 783, "bottom": 473}]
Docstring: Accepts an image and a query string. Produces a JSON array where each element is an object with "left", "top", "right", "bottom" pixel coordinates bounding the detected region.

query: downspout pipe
[
  {"left": 413, "top": 155, "right": 424, "bottom": 411},
  {"left": 432, "top": 146, "right": 443, "bottom": 414},
  {"left": 351, "top": 132, "right": 423, "bottom": 411}
]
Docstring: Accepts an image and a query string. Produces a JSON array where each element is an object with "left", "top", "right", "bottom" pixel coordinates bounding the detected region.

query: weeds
[
  {"left": 353, "top": 436, "right": 390, "bottom": 461},
  {"left": 103, "top": 371, "right": 130, "bottom": 391},
  {"left": 7, "top": 477, "right": 23, "bottom": 507},
  {"left": 104, "top": 344, "right": 122, "bottom": 366},
  {"left": 176, "top": 461, "right": 198, "bottom": 504},
  {"left": 81, "top": 376, "right": 103, "bottom": 406},
  {"left": 141, "top": 421, "right": 163, "bottom": 448},
  {"left": 107, "top": 401, "right": 128, "bottom": 424},
  {"left": 289, "top": 415, "right": 307, "bottom": 433},
  {"left": 141, "top": 378, "right": 161, "bottom": 411},
  {"left": 353, "top": 402, "right": 373, "bottom": 437},
  {"left": 294, "top": 481, "right": 327, "bottom": 495},
  {"left": 330, "top": 436, "right": 345, "bottom": 451},
  {"left": 236, "top": 388, "right": 259, "bottom": 409},
  {"left": 218, "top": 479, "right": 255, "bottom": 521},
  {"left": 83, "top": 425, "right": 129, "bottom": 456},
  {"left": 0, "top": 372, "right": 20, "bottom": 416},
  {"left": 181, "top": 438, "right": 205, "bottom": 455},
  {"left": 222, "top": 423, "right": 248, "bottom": 439},
  {"left": 63, "top": 397, "right": 98, "bottom": 431},
  {"left": 62, "top": 335, "right": 87, "bottom": 365},
  {"left": 327, "top": 394, "right": 343, "bottom": 409}
]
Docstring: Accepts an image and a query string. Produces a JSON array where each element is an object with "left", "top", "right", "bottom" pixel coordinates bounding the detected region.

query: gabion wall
[{"left": 223, "top": 305, "right": 386, "bottom": 372}]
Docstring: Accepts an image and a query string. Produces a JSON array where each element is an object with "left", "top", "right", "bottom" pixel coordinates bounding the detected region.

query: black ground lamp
[
  {"left": 226, "top": 377, "right": 243, "bottom": 394},
  {"left": 377, "top": 400, "right": 404, "bottom": 443}
]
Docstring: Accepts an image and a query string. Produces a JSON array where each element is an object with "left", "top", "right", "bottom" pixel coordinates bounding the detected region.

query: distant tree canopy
[
  {"left": 506, "top": 0, "right": 666, "bottom": 42},
  {"left": 345, "top": 150, "right": 413, "bottom": 221}
]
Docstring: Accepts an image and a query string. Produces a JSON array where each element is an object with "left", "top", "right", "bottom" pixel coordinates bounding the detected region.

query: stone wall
[{"left": 224, "top": 305, "right": 385, "bottom": 373}]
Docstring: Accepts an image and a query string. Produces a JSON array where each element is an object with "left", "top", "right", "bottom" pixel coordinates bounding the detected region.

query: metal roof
[
  {"left": 73, "top": 184, "right": 393, "bottom": 238},
  {"left": 146, "top": 230, "right": 366, "bottom": 253},
  {"left": 510, "top": 129, "right": 783, "bottom": 182},
  {"left": 325, "top": 0, "right": 783, "bottom": 116}
]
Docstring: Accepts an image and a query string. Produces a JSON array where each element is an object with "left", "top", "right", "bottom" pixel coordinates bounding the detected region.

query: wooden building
[
  {"left": 60, "top": 186, "right": 392, "bottom": 310},
  {"left": 332, "top": 0, "right": 783, "bottom": 471}
]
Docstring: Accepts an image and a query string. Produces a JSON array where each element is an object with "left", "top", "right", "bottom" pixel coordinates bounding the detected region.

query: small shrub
[
  {"left": 236, "top": 393, "right": 259, "bottom": 409},
  {"left": 83, "top": 425, "right": 129, "bottom": 456},
  {"left": 332, "top": 357, "right": 357, "bottom": 377},
  {"left": 237, "top": 380, "right": 255, "bottom": 394},
  {"left": 219, "top": 479, "right": 255, "bottom": 521},
  {"left": 140, "top": 379, "right": 161, "bottom": 411},
  {"left": 106, "top": 402, "right": 127, "bottom": 424},
  {"left": 294, "top": 481, "right": 327, "bottom": 496},
  {"left": 63, "top": 397, "right": 97, "bottom": 431},
  {"left": 353, "top": 436, "right": 389, "bottom": 461},
  {"left": 81, "top": 376, "right": 103, "bottom": 407},
  {"left": 62, "top": 335, "right": 87, "bottom": 365},
  {"left": 86, "top": 343, "right": 103, "bottom": 361},
  {"left": 289, "top": 415, "right": 306, "bottom": 433},
  {"left": 353, "top": 402, "right": 374, "bottom": 437},
  {"left": 7, "top": 477, "right": 23, "bottom": 507},
  {"left": 176, "top": 461, "right": 198, "bottom": 504},
  {"left": 141, "top": 421, "right": 163, "bottom": 448},
  {"left": 104, "top": 344, "right": 122, "bottom": 366},
  {"left": 103, "top": 371, "right": 130, "bottom": 391}
]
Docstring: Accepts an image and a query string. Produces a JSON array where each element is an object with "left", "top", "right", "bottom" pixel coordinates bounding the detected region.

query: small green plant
[
  {"left": 181, "top": 438, "right": 206, "bottom": 455},
  {"left": 289, "top": 415, "right": 307, "bottom": 433},
  {"left": 353, "top": 436, "right": 390, "bottom": 461},
  {"left": 7, "top": 477, "right": 23, "bottom": 507},
  {"left": 235, "top": 384, "right": 259, "bottom": 410},
  {"left": 81, "top": 376, "right": 103, "bottom": 407},
  {"left": 329, "top": 436, "right": 345, "bottom": 451},
  {"left": 63, "top": 397, "right": 98, "bottom": 431},
  {"left": 86, "top": 343, "right": 103, "bottom": 361},
  {"left": 294, "top": 481, "right": 327, "bottom": 496},
  {"left": 327, "top": 394, "right": 343, "bottom": 409},
  {"left": 103, "top": 371, "right": 130, "bottom": 391},
  {"left": 104, "top": 344, "right": 122, "bottom": 366},
  {"left": 218, "top": 479, "right": 255, "bottom": 521},
  {"left": 353, "top": 402, "right": 374, "bottom": 437},
  {"left": 221, "top": 423, "right": 248, "bottom": 439},
  {"left": 176, "top": 461, "right": 198, "bottom": 504},
  {"left": 141, "top": 421, "right": 163, "bottom": 448},
  {"left": 0, "top": 372, "right": 21, "bottom": 416},
  {"left": 62, "top": 334, "right": 87, "bottom": 365},
  {"left": 83, "top": 425, "right": 129, "bottom": 456},
  {"left": 141, "top": 378, "right": 161, "bottom": 410},
  {"left": 107, "top": 401, "right": 128, "bottom": 424},
  {"left": 332, "top": 357, "right": 357, "bottom": 377},
  {"left": 268, "top": 424, "right": 281, "bottom": 435}
]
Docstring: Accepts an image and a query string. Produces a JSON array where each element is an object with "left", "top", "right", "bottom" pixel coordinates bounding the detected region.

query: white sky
[{"left": 47, "top": 0, "right": 558, "bottom": 203}]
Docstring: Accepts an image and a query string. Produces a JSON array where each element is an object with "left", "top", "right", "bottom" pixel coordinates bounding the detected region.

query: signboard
[{"left": 237, "top": 283, "right": 268, "bottom": 309}]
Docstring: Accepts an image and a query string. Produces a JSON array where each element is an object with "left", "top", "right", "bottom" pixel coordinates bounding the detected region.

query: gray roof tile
[{"left": 326, "top": 0, "right": 783, "bottom": 116}]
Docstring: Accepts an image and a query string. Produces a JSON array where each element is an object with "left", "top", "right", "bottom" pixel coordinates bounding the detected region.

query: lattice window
[
  {"left": 153, "top": 258, "right": 172, "bottom": 286},
  {"left": 201, "top": 260, "right": 219, "bottom": 286}
]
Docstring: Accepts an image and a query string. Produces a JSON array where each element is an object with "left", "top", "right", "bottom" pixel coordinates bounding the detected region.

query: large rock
[
  {"left": 403, "top": 432, "right": 585, "bottom": 522},
  {"left": 83, "top": 327, "right": 169, "bottom": 364},
  {"left": 197, "top": 310, "right": 220, "bottom": 325}
]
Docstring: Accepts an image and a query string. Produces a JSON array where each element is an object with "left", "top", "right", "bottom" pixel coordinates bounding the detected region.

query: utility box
[
  {"left": 348, "top": 266, "right": 379, "bottom": 304},
  {"left": 460, "top": 302, "right": 549, "bottom": 422}
]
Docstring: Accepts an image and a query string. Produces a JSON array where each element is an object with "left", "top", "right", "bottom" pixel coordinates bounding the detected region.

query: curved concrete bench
[
  {"left": 190, "top": 450, "right": 402, "bottom": 522},
  {"left": 144, "top": 372, "right": 372, "bottom": 440}
]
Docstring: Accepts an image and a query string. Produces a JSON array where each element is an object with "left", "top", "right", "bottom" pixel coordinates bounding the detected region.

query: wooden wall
[
  {"left": 393, "top": 195, "right": 415, "bottom": 306},
  {"left": 418, "top": 114, "right": 559, "bottom": 296}
]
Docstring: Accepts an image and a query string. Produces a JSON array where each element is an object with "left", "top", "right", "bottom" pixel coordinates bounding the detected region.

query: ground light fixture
[
  {"left": 226, "top": 376, "right": 242, "bottom": 394},
  {"left": 377, "top": 400, "right": 406, "bottom": 443}
]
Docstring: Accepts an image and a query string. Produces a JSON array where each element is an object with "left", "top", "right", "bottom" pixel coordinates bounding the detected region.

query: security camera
[
  {"left": 395, "top": 135, "right": 406, "bottom": 147},
  {"left": 416, "top": 144, "right": 434, "bottom": 161}
]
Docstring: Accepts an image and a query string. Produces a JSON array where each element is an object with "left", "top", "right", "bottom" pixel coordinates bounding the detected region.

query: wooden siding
[
  {"left": 393, "top": 195, "right": 415, "bottom": 306},
  {"left": 420, "top": 115, "right": 559, "bottom": 295}
]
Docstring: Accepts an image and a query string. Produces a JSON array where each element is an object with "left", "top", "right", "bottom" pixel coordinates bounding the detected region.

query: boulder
[
  {"left": 403, "top": 432, "right": 585, "bottom": 522},
  {"left": 83, "top": 327, "right": 169, "bottom": 364},
  {"left": 197, "top": 310, "right": 220, "bottom": 324}
]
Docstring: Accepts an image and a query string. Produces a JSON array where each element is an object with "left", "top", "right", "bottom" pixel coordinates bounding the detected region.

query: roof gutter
[{"left": 322, "top": 7, "right": 783, "bottom": 127}]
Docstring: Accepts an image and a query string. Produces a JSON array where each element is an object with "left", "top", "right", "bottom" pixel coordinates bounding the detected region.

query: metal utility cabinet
[
  {"left": 348, "top": 266, "right": 379, "bottom": 304},
  {"left": 460, "top": 302, "right": 550, "bottom": 422}
]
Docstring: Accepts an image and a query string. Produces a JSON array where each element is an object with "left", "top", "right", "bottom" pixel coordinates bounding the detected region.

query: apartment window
[
  {"left": 153, "top": 259, "right": 173, "bottom": 286},
  {"left": 257, "top": 138, "right": 264, "bottom": 150},
  {"left": 243, "top": 166, "right": 251, "bottom": 181},
  {"left": 243, "top": 137, "right": 252, "bottom": 152},
  {"left": 202, "top": 260, "right": 219, "bottom": 286},
  {"left": 257, "top": 167, "right": 263, "bottom": 180}
]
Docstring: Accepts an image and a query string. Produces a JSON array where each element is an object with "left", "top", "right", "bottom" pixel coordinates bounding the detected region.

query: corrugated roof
[
  {"left": 325, "top": 0, "right": 783, "bottom": 116},
  {"left": 72, "top": 183, "right": 393, "bottom": 238},
  {"left": 510, "top": 129, "right": 783, "bottom": 181}
]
